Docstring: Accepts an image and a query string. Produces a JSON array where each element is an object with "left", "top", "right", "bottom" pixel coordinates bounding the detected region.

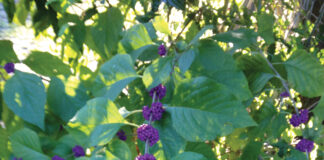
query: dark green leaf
[
  {"left": 178, "top": 49, "right": 196, "bottom": 73},
  {"left": 10, "top": 128, "right": 50, "bottom": 160},
  {"left": 47, "top": 76, "right": 90, "bottom": 122},
  {"left": 240, "top": 141, "right": 262, "bottom": 160},
  {"left": 185, "top": 142, "right": 216, "bottom": 160},
  {"left": 107, "top": 140, "right": 132, "bottom": 160},
  {"left": 4, "top": 71, "right": 46, "bottom": 129},
  {"left": 257, "top": 14, "right": 275, "bottom": 44},
  {"left": 189, "top": 25, "right": 213, "bottom": 45},
  {"left": 120, "top": 24, "right": 153, "bottom": 53},
  {"left": 2, "top": 0, "right": 16, "bottom": 23},
  {"left": 213, "top": 28, "right": 257, "bottom": 49},
  {"left": 130, "top": 44, "right": 159, "bottom": 61},
  {"left": 90, "top": 123, "right": 124, "bottom": 146},
  {"left": 284, "top": 50, "right": 324, "bottom": 97},
  {"left": 0, "top": 40, "right": 19, "bottom": 63},
  {"left": 171, "top": 152, "right": 207, "bottom": 160},
  {"left": 23, "top": 51, "right": 72, "bottom": 77},
  {"left": 313, "top": 95, "right": 324, "bottom": 121}
]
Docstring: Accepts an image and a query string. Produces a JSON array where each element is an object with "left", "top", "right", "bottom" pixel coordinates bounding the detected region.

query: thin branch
[{"left": 144, "top": 92, "right": 156, "bottom": 154}]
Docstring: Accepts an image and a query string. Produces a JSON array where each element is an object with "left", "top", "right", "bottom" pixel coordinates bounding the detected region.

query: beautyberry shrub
[
  {"left": 296, "top": 139, "right": 314, "bottom": 153},
  {"left": 137, "top": 124, "right": 159, "bottom": 146},
  {"left": 149, "top": 84, "right": 166, "bottom": 100},
  {"left": 135, "top": 154, "right": 156, "bottom": 160},
  {"left": 116, "top": 130, "right": 127, "bottom": 141},
  {"left": 289, "top": 109, "right": 309, "bottom": 127},
  {"left": 158, "top": 44, "right": 166, "bottom": 56},
  {"left": 72, "top": 145, "right": 85, "bottom": 157},
  {"left": 4, "top": 62, "right": 14, "bottom": 73}
]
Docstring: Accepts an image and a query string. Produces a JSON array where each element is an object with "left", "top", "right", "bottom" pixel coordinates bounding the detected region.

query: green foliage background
[{"left": 0, "top": 0, "right": 323, "bottom": 159}]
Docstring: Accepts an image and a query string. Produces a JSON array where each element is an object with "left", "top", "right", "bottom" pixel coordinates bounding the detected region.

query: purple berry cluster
[
  {"left": 135, "top": 154, "right": 156, "bottom": 160},
  {"left": 117, "top": 130, "right": 127, "bottom": 141},
  {"left": 149, "top": 84, "right": 166, "bottom": 100},
  {"left": 142, "top": 102, "right": 165, "bottom": 121},
  {"left": 137, "top": 124, "right": 159, "bottom": 146},
  {"left": 158, "top": 44, "right": 167, "bottom": 56},
  {"left": 296, "top": 139, "right": 314, "bottom": 153},
  {"left": 289, "top": 109, "right": 309, "bottom": 127},
  {"left": 72, "top": 145, "right": 85, "bottom": 157},
  {"left": 4, "top": 62, "right": 15, "bottom": 73},
  {"left": 280, "top": 91, "right": 290, "bottom": 98},
  {"left": 13, "top": 158, "right": 22, "bottom": 160},
  {"left": 52, "top": 155, "right": 64, "bottom": 160}
]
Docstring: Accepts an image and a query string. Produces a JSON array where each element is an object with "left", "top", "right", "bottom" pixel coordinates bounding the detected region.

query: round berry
[
  {"left": 296, "top": 139, "right": 314, "bottom": 153},
  {"left": 13, "top": 158, "right": 22, "bottom": 160},
  {"left": 135, "top": 154, "right": 156, "bottom": 160},
  {"left": 158, "top": 44, "right": 166, "bottom": 56},
  {"left": 151, "top": 102, "right": 164, "bottom": 121},
  {"left": 137, "top": 124, "right": 159, "bottom": 146},
  {"left": 299, "top": 109, "right": 309, "bottom": 124},
  {"left": 149, "top": 84, "right": 166, "bottom": 100},
  {"left": 72, "top": 145, "right": 85, "bottom": 157},
  {"left": 280, "top": 91, "right": 290, "bottom": 98},
  {"left": 289, "top": 109, "right": 309, "bottom": 127},
  {"left": 4, "top": 62, "right": 14, "bottom": 73},
  {"left": 117, "top": 130, "right": 127, "bottom": 141},
  {"left": 52, "top": 155, "right": 64, "bottom": 160}
]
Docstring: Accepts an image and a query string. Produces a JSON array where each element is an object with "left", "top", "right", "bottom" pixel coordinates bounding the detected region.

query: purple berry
[
  {"left": 143, "top": 106, "right": 151, "bottom": 121},
  {"left": 158, "top": 44, "right": 166, "bottom": 56},
  {"left": 135, "top": 154, "right": 156, "bottom": 160},
  {"left": 72, "top": 145, "right": 85, "bottom": 157},
  {"left": 296, "top": 139, "right": 314, "bottom": 153},
  {"left": 280, "top": 91, "right": 290, "bottom": 98},
  {"left": 117, "top": 130, "right": 127, "bottom": 141},
  {"left": 289, "top": 109, "right": 309, "bottom": 127},
  {"left": 137, "top": 124, "right": 159, "bottom": 146},
  {"left": 13, "top": 158, "right": 22, "bottom": 160},
  {"left": 4, "top": 62, "right": 14, "bottom": 73},
  {"left": 151, "top": 102, "right": 164, "bottom": 121},
  {"left": 149, "top": 84, "right": 166, "bottom": 100},
  {"left": 52, "top": 155, "right": 65, "bottom": 160}
]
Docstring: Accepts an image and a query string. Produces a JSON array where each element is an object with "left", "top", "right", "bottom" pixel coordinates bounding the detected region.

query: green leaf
[
  {"left": 4, "top": 71, "right": 46, "bottom": 129},
  {"left": 10, "top": 128, "right": 50, "bottom": 160},
  {"left": 239, "top": 141, "right": 262, "bottom": 160},
  {"left": 286, "top": 149, "right": 307, "bottom": 160},
  {"left": 178, "top": 49, "right": 196, "bottom": 73},
  {"left": 167, "top": 0, "right": 185, "bottom": 10},
  {"left": 168, "top": 77, "right": 256, "bottom": 141},
  {"left": 213, "top": 28, "right": 257, "bottom": 49},
  {"left": 0, "top": 128, "right": 9, "bottom": 158},
  {"left": 189, "top": 25, "right": 213, "bottom": 45},
  {"left": 284, "top": 50, "right": 324, "bottom": 97},
  {"left": 23, "top": 51, "right": 72, "bottom": 77},
  {"left": 190, "top": 40, "right": 252, "bottom": 101},
  {"left": 14, "top": 0, "right": 29, "bottom": 25},
  {"left": 0, "top": 40, "right": 19, "bottom": 63},
  {"left": 90, "top": 123, "right": 124, "bottom": 146},
  {"left": 153, "top": 114, "right": 187, "bottom": 159},
  {"left": 129, "top": 44, "right": 159, "bottom": 62},
  {"left": 92, "top": 54, "right": 139, "bottom": 100},
  {"left": 186, "top": 22, "right": 199, "bottom": 43},
  {"left": 2, "top": 0, "right": 15, "bottom": 23},
  {"left": 120, "top": 24, "right": 153, "bottom": 53},
  {"left": 89, "top": 7, "right": 124, "bottom": 59},
  {"left": 185, "top": 142, "right": 216, "bottom": 160},
  {"left": 257, "top": 14, "right": 275, "bottom": 44},
  {"left": 153, "top": 16, "right": 170, "bottom": 34},
  {"left": 52, "top": 135, "right": 78, "bottom": 156},
  {"left": 143, "top": 57, "right": 173, "bottom": 90},
  {"left": 171, "top": 152, "right": 207, "bottom": 160},
  {"left": 67, "top": 98, "right": 125, "bottom": 146},
  {"left": 47, "top": 76, "right": 90, "bottom": 122},
  {"left": 107, "top": 140, "right": 132, "bottom": 160},
  {"left": 248, "top": 73, "right": 274, "bottom": 94},
  {"left": 313, "top": 95, "right": 324, "bottom": 121}
]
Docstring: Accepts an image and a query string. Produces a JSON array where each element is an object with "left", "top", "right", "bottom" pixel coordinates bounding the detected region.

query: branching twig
[{"left": 144, "top": 92, "right": 156, "bottom": 154}]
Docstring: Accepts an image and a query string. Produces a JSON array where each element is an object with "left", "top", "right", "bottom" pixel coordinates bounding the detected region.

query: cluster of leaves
[{"left": 0, "top": 0, "right": 324, "bottom": 160}]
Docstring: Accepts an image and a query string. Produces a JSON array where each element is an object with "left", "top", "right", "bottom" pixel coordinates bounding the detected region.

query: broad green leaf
[
  {"left": 186, "top": 22, "right": 199, "bottom": 43},
  {"left": 213, "top": 28, "right": 257, "bottom": 49},
  {"left": 14, "top": 0, "right": 29, "bottom": 25},
  {"left": 89, "top": 7, "right": 124, "bottom": 59},
  {"left": 153, "top": 16, "right": 170, "bottom": 34},
  {"left": 67, "top": 98, "right": 125, "bottom": 146},
  {"left": 189, "top": 25, "right": 213, "bottom": 45},
  {"left": 313, "top": 95, "right": 324, "bottom": 121},
  {"left": 47, "top": 76, "right": 90, "bottom": 122},
  {"left": 239, "top": 141, "right": 262, "bottom": 160},
  {"left": 167, "top": 0, "right": 185, "bottom": 10},
  {"left": 92, "top": 54, "right": 139, "bottom": 100},
  {"left": 10, "top": 128, "right": 50, "bottom": 160},
  {"left": 190, "top": 40, "right": 252, "bottom": 101},
  {"left": 178, "top": 49, "right": 196, "bottom": 73},
  {"left": 4, "top": 71, "right": 46, "bottom": 129},
  {"left": 171, "top": 152, "right": 207, "bottom": 160},
  {"left": 248, "top": 73, "right": 274, "bottom": 94},
  {"left": 129, "top": 44, "right": 159, "bottom": 61},
  {"left": 154, "top": 114, "right": 187, "bottom": 159},
  {"left": 143, "top": 57, "right": 173, "bottom": 90},
  {"left": 120, "top": 24, "right": 153, "bottom": 53},
  {"left": 90, "top": 123, "right": 124, "bottom": 146},
  {"left": 286, "top": 149, "right": 307, "bottom": 160},
  {"left": 23, "top": 51, "right": 72, "bottom": 76},
  {"left": 185, "top": 142, "right": 216, "bottom": 160},
  {"left": 0, "top": 40, "right": 19, "bottom": 63},
  {"left": 284, "top": 50, "right": 324, "bottom": 97},
  {"left": 168, "top": 77, "right": 256, "bottom": 141},
  {"left": 107, "top": 140, "right": 132, "bottom": 160},
  {"left": 144, "top": 22, "right": 158, "bottom": 41},
  {"left": 2, "top": 0, "right": 15, "bottom": 23},
  {"left": 257, "top": 14, "right": 275, "bottom": 44},
  {"left": 52, "top": 135, "right": 77, "bottom": 156}
]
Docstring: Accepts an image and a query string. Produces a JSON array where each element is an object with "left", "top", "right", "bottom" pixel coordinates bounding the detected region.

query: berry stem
[
  {"left": 145, "top": 91, "right": 157, "bottom": 154},
  {"left": 258, "top": 49, "right": 299, "bottom": 115}
]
